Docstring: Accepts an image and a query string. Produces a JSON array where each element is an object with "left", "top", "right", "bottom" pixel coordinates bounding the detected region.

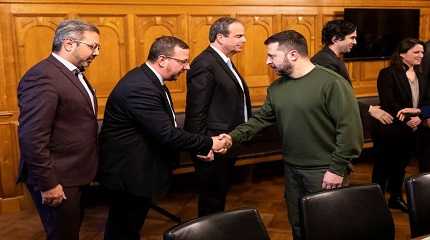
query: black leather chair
[
  {"left": 405, "top": 173, "right": 430, "bottom": 238},
  {"left": 163, "top": 208, "right": 270, "bottom": 240},
  {"left": 300, "top": 184, "right": 394, "bottom": 240}
]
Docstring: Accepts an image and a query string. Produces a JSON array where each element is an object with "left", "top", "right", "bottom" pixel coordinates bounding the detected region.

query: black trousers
[
  {"left": 103, "top": 191, "right": 151, "bottom": 240},
  {"left": 194, "top": 154, "right": 236, "bottom": 217},
  {"left": 372, "top": 129, "right": 415, "bottom": 198},
  {"left": 416, "top": 127, "right": 430, "bottom": 173},
  {"left": 27, "top": 184, "right": 87, "bottom": 240}
]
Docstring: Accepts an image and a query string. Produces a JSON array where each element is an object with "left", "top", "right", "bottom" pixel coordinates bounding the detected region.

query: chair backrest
[
  {"left": 406, "top": 173, "right": 430, "bottom": 238},
  {"left": 300, "top": 184, "right": 394, "bottom": 240},
  {"left": 163, "top": 208, "right": 270, "bottom": 240}
]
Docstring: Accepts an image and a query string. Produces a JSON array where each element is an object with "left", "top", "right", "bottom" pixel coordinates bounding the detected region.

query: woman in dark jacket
[{"left": 372, "top": 38, "right": 426, "bottom": 212}]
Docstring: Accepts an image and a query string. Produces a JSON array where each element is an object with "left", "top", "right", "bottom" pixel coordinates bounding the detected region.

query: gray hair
[
  {"left": 52, "top": 19, "right": 99, "bottom": 52},
  {"left": 209, "top": 17, "right": 241, "bottom": 43}
]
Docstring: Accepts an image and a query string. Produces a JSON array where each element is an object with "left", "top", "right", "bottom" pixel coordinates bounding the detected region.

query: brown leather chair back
[
  {"left": 300, "top": 184, "right": 394, "bottom": 240},
  {"left": 163, "top": 208, "right": 270, "bottom": 240},
  {"left": 406, "top": 173, "right": 430, "bottom": 238}
]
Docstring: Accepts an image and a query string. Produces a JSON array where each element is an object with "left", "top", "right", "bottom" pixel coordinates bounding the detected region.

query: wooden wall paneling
[
  {"left": 0, "top": 5, "right": 12, "bottom": 113},
  {"left": 78, "top": 15, "right": 128, "bottom": 117},
  {"left": 0, "top": 4, "right": 24, "bottom": 214},
  {"left": 13, "top": 16, "right": 65, "bottom": 77},
  {"left": 420, "top": 12, "right": 430, "bottom": 41},
  {"left": 236, "top": 15, "right": 280, "bottom": 107},
  {"left": 354, "top": 60, "right": 388, "bottom": 96},
  {"left": 0, "top": 122, "right": 22, "bottom": 213},
  {"left": 135, "top": 13, "right": 188, "bottom": 111}
]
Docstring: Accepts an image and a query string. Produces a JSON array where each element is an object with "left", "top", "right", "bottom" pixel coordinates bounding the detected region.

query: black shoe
[{"left": 388, "top": 197, "right": 408, "bottom": 213}]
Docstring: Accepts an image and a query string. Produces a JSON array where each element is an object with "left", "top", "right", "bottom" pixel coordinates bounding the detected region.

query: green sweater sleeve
[
  {"left": 230, "top": 92, "right": 276, "bottom": 145},
  {"left": 324, "top": 79, "right": 364, "bottom": 176}
]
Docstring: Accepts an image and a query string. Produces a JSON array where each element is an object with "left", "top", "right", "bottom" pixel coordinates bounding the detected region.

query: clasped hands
[
  {"left": 397, "top": 108, "right": 422, "bottom": 128},
  {"left": 197, "top": 134, "right": 233, "bottom": 161}
]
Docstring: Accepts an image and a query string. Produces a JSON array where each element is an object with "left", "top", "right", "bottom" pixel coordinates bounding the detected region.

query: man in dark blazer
[
  {"left": 184, "top": 17, "right": 251, "bottom": 217},
  {"left": 98, "top": 36, "right": 226, "bottom": 240},
  {"left": 17, "top": 20, "right": 100, "bottom": 240},
  {"left": 311, "top": 19, "right": 393, "bottom": 125}
]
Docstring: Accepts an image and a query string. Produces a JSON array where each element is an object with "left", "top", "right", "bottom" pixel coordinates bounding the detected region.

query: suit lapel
[
  {"left": 417, "top": 69, "right": 424, "bottom": 106},
  {"left": 47, "top": 56, "right": 96, "bottom": 116},
  {"left": 140, "top": 64, "right": 176, "bottom": 126},
  {"left": 206, "top": 47, "right": 245, "bottom": 95}
]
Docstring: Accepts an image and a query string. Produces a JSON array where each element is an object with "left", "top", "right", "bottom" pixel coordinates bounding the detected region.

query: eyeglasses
[
  {"left": 165, "top": 56, "right": 189, "bottom": 65},
  {"left": 75, "top": 40, "right": 101, "bottom": 51}
]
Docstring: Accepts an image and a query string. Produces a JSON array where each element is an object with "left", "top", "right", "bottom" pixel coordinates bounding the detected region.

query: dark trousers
[
  {"left": 284, "top": 164, "right": 327, "bottom": 240},
  {"left": 194, "top": 154, "right": 235, "bottom": 217},
  {"left": 372, "top": 130, "right": 415, "bottom": 198},
  {"left": 103, "top": 191, "right": 151, "bottom": 240},
  {"left": 27, "top": 184, "right": 87, "bottom": 240},
  {"left": 416, "top": 127, "right": 430, "bottom": 173}
]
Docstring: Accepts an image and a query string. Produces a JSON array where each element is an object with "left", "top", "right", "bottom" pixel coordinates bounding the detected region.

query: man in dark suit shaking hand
[
  {"left": 17, "top": 19, "right": 100, "bottom": 240},
  {"left": 184, "top": 17, "right": 252, "bottom": 217},
  {"left": 98, "top": 36, "right": 227, "bottom": 240}
]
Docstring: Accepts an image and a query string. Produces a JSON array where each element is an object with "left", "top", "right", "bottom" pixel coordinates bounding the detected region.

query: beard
[
  {"left": 276, "top": 58, "right": 293, "bottom": 76},
  {"left": 79, "top": 56, "right": 94, "bottom": 68}
]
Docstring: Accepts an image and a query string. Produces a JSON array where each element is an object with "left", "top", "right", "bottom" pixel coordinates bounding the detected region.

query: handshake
[{"left": 197, "top": 134, "right": 233, "bottom": 161}]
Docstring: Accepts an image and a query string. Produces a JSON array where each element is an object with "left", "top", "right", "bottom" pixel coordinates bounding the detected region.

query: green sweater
[{"left": 230, "top": 65, "right": 363, "bottom": 176}]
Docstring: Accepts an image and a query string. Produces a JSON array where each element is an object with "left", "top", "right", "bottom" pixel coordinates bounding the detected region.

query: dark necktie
[
  {"left": 162, "top": 85, "right": 174, "bottom": 109},
  {"left": 162, "top": 84, "right": 177, "bottom": 127}
]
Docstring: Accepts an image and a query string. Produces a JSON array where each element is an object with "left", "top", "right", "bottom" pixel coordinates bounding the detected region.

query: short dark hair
[
  {"left": 321, "top": 20, "right": 357, "bottom": 45},
  {"left": 209, "top": 17, "right": 241, "bottom": 43},
  {"left": 391, "top": 38, "right": 424, "bottom": 71},
  {"left": 52, "top": 19, "right": 99, "bottom": 52},
  {"left": 264, "top": 30, "right": 308, "bottom": 56},
  {"left": 147, "top": 36, "right": 189, "bottom": 62}
]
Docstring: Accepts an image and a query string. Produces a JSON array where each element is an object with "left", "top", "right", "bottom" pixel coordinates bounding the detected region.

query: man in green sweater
[{"left": 219, "top": 30, "right": 363, "bottom": 240}]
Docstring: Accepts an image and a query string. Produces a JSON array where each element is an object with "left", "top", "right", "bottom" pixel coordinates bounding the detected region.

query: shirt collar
[
  {"left": 210, "top": 44, "right": 230, "bottom": 64},
  {"left": 51, "top": 52, "right": 78, "bottom": 72},
  {"left": 145, "top": 62, "right": 164, "bottom": 85}
]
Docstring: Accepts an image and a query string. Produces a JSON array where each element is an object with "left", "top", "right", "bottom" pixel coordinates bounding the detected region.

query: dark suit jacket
[
  {"left": 376, "top": 65, "right": 427, "bottom": 142},
  {"left": 98, "top": 64, "right": 212, "bottom": 198},
  {"left": 17, "top": 55, "right": 98, "bottom": 191},
  {"left": 184, "top": 46, "right": 252, "bottom": 138},
  {"left": 311, "top": 46, "right": 351, "bottom": 83}
]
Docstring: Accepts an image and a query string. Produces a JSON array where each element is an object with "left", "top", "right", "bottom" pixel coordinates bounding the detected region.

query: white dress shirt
[
  {"left": 146, "top": 62, "right": 177, "bottom": 127},
  {"left": 52, "top": 53, "right": 95, "bottom": 114},
  {"left": 210, "top": 44, "right": 248, "bottom": 122}
]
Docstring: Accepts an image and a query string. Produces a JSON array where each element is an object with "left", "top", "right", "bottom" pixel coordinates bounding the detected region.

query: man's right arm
[
  {"left": 184, "top": 62, "right": 215, "bottom": 134},
  {"left": 18, "top": 73, "right": 59, "bottom": 191},
  {"left": 229, "top": 92, "right": 276, "bottom": 145}
]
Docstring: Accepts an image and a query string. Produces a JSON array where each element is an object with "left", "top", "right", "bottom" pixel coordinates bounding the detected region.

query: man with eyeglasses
[
  {"left": 17, "top": 19, "right": 100, "bottom": 240},
  {"left": 98, "top": 36, "right": 227, "bottom": 240}
]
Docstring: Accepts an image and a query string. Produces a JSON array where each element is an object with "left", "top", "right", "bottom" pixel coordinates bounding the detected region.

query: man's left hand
[{"left": 322, "top": 171, "right": 344, "bottom": 190}]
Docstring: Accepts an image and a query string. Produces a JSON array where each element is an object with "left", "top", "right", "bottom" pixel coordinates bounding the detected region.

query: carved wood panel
[
  {"left": 14, "top": 16, "right": 65, "bottom": 76},
  {"left": 236, "top": 15, "right": 280, "bottom": 106},
  {"left": 0, "top": 122, "right": 21, "bottom": 198}
]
